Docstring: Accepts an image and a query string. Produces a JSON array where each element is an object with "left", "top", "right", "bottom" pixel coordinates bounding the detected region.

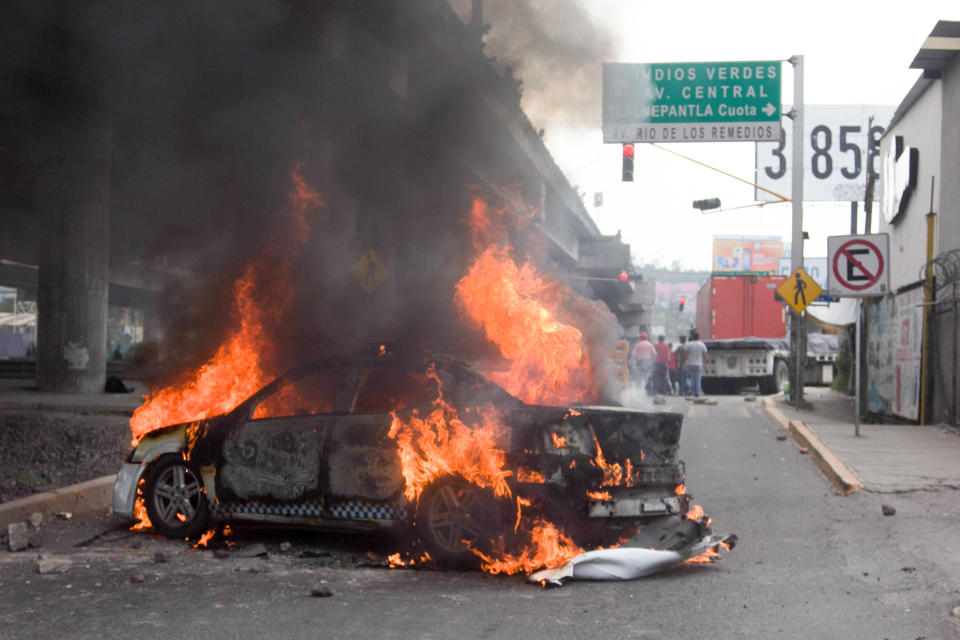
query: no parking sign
[{"left": 827, "top": 233, "right": 889, "bottom": 296}]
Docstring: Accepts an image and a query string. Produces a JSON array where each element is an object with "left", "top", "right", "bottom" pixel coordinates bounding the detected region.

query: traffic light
[
  {"left": 622, "top": 144, "right": 634, "bottom": 182},
  {"left": 692, "top": 198, "right": 721, "bottom": 211},
  {"left": 619, "top": 271, "right": 629, "bottom": 282},
  {"left": 678, "top": 297, "right": 685, "bottom": 312}
]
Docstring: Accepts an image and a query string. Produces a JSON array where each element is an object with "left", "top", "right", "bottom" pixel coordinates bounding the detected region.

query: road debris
[
  {"left": 798, "top": 447, "right": 808, "bottom": 454},
  {"left": 235, "top": 543, "right": 268, "bottom": 558},
  {"left": 744, "top": 395, "right": 757, "bottom": 402},
  {"left": 882, "top": 504, "right": 896, "bottom": 516},
  {"left": 153, "top": 552, "right": 167, "bottom": 563},
  {"left": 7, "top": 522, "right": 29, "bottom": 552},
  {"left": 776, "top": 435, "right": 788, "bottom": 441},
  {"left": 35, "top": 554, "right": 72, "bottom": 575},
  {"left": 129, "top": 573, "right": 146, "bottom": 583},
  {"left": 310, "top": 586, "right": 333, "bottom": 598},
  {"left": 527, "top": 532, "right": 736, "bottom": 587}
]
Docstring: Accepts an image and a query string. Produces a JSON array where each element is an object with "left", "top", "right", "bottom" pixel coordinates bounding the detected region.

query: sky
[{"left": 483, "top": 0, "right": 959, "bottom": 272}]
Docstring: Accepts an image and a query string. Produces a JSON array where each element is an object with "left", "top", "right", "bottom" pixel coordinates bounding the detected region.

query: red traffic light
[
  {"left": 678, "top": 297, "right": 686, "bottom": 311},
  {"left": 622, "top": 144, "right": 635, "bottom": 158},
  {"left": 619, "top": 271, "right": 629, "bottom": 282}
]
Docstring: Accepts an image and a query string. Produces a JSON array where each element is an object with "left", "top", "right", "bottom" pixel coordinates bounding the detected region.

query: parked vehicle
[
  {"left": 114, "top": 351, "right": 704, "bottom": 565},
  {"left": 696, "top": 274, "right": 837, "bottom": 394}
]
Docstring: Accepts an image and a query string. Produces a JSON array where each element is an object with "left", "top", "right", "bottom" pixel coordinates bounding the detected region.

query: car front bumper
[{"left": 112, "top": 462, "right": 146, "bottom": 519}]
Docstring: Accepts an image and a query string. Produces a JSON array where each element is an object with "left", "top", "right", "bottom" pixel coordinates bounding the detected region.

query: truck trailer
[{"left": 695, "top": 274, "right": 837, "bottom": 394}]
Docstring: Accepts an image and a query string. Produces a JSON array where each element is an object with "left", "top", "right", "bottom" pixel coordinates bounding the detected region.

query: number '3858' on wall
[{"left": 754, "top": 105, "right": 896, "bottom": 203}]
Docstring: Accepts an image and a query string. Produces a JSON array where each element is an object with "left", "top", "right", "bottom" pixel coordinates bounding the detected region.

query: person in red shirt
[
  {"left": 667, "top": 342, "right": 678, "bottom": 395},
  {"left": 653, "top": 335, "right": 672, "bottom": 395}
]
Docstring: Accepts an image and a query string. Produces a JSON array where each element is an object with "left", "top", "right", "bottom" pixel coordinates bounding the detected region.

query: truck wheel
[{"left": 761, "top": 360, "right": 789, "bottom": 395}]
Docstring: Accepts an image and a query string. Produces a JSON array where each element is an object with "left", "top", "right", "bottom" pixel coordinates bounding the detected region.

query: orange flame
[
  {"left": 517, "top": 467, "right": 546, "bottom": 483},
  {"left": 455, "top": 195, "right": 606, "bottom": 406},
  {"left": 550, "top": 433, "right": 567, "bottom": 448},
  {"left": 674, "top": 483, "right": 686, "bottom": 496},
  {"left": 387, "top": 364, "right": 512, "bottom": 503},
  {"left": 685, "top": 541, "right": 732, "bottom": 564},
  {"left": 587, "top": 490, "right": 612, "bottom": 501},
  {"left": 194, "top": 528, "right": 216, "bottom": 549},
  {"left": 130, "top": 483, "right": 152, "bottom": 532},
  {"left": 473, "top": 519, "right": 584, "bottom": 575},
  {"left": 686, "top": 504, "right": 705, "bottom": 521},
  {"left": 128, "top": 168, "right": 323, "bottom": 444}
]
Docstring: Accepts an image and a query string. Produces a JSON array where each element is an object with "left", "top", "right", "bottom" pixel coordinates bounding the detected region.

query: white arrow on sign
[{"left": 762, "top": 103, "right": 777, "bottom": 117}]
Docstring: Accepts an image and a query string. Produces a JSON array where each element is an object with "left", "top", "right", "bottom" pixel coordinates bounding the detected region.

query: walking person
[
  {"left": 629, "top": 333, "right": 656, "bottom": 394},
  {"left": 684, "top": 331, "right": 708, "bottom": 397},
  {"left": 667, "top": 342, "right": 678, "bottom": 395},
  {"left": 653, "top": 335, "right": 672, "bottom": 395},
  {"left": 674, "top": 335, "right": 688, "bottom": 395}
]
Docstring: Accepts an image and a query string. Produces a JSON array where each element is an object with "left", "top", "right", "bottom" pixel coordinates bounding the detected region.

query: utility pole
[{"left": 788, "top": 55, "right": 805, "bottom": 408}]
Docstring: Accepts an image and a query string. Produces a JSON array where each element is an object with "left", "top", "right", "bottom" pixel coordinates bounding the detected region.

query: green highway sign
[{"left": 603, "top": 61, "right": 782, "bottom": 143}]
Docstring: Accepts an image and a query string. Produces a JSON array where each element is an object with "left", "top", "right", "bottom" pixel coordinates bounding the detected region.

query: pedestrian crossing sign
[{"left": 776, "top": 267, "right": 822, "bottom": 314}]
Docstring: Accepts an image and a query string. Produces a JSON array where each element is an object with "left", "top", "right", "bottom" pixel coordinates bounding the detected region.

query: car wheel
[
  {"left": 415, "top": 476, "right": 506, "bottom": 568},
  {"left": 143, "top": 455, "right": 209, "bottom": 539}
]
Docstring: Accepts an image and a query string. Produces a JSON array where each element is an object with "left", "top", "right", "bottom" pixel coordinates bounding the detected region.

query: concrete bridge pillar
[{"left": 35, "top": 119, "right": 111, "bottom": 393}]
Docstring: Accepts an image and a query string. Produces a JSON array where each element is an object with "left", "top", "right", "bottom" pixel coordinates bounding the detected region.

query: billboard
[
  {"left": 755, "top": 105, "right": 896, "bottom": 202},
  {"left": 712, "top": 236, "right": 783, "bottom": 273}
]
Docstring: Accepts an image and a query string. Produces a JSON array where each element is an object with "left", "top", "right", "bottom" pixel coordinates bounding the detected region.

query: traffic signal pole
[{"left": 789, "top": 55, "right": 805, "bottom": 409}]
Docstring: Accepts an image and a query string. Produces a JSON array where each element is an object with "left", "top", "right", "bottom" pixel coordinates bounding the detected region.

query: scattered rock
[
  {"left": 279, "top": 542, "right": 292, "bottom": 553},
  {"left": 744, "top": 395, "right": 757, "bottom": 402},
  {"left": 35, "top": 554, "right": 72, "bottom": 575},
  {"left": 310, "top": 586, "right": 333, "bottom": 598},
  {"left": 129, "top": 574, "right": 146, "bottom": 584},
  {"left": 882, "top": 504, "right": 896, "bottom": 516},
  {"left": 153, "top": 552, "right": 167, "bottom": 563},
  {"left": 901, "top": 566, "right": 916, "bottom": 573},
  {"left": 300, "top": 550, "right": 332, "bottom": 559},
  {"left": 54, "top": 512, "right": 72, "bottom": 520},
  {"left": 213, "top": 549, "right": 230, "bottom": 560},
  {"left": 7, "top": 522, "right": 29, "bottom": 552},
  {"left": 245, "top": 562, "right": 268, "bottom": 574},
  {"left": 652, "top": 395, "right": 666, "bottom": 405},
  {"left": 236, "top": 543, "right": 268, "bottom": 558},
  {"left": 950, "top": 605, "right": 960, "bottom": 618},
  {"left": 776, "top": 434, "right": 788, "bottom": 441},
  {"left": 28, "top": 512, "right": 43, "bottom": 529}
]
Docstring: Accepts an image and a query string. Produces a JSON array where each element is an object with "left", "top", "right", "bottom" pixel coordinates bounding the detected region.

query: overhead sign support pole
[{"left": 789, "top": 55, "right": 804, "bottom": 408}]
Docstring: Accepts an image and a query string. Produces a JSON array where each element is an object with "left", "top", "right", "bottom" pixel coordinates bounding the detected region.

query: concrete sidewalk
[
  {"left": 765, "top": 387, "right": 960, "bottom": 494},
  {"left": 0, "top": 378, "right": 144, "bottom": 414}
]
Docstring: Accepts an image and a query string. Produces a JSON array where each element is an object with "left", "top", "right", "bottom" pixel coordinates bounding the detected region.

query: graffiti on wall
[{"left": 867, "top": 285, "right": 924, "bottom": 421}]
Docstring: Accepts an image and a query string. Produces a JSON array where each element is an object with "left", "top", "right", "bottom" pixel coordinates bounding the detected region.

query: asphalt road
[{"left": 2, "top": 394, "right": 958, "bottom": 639}]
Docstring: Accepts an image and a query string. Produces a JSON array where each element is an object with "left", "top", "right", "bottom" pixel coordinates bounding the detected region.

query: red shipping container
[{"left": 696, "top": 274, "right": 787, "bottom": 340}]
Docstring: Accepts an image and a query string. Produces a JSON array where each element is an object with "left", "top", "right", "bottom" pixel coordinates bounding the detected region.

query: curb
[
  {"left": 0, "top": 475, "right": 116, "bottom": 529},
  {"left": 761, "top": 398, "right": 863, "bottom": 495}
]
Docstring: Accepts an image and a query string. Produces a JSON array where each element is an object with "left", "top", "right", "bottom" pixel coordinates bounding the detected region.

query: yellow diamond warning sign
[
  {"left": 776, "top": 267, "right": 822, "bottom": 314},
  {"left": 352, "top": 249, "right": 388, "bottom": 294}
]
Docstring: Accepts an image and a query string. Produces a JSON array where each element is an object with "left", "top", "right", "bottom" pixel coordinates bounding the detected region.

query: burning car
[{"left": 114, "top": 350, "right": 707, "bottom": 568}]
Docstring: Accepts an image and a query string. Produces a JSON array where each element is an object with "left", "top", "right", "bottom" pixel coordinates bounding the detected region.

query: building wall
[
  {"left": 879, "top": 80, "right": 942, "bottom": 292},
  {"left": 939, "top": 56, "right": 960, "bottom": 257}
]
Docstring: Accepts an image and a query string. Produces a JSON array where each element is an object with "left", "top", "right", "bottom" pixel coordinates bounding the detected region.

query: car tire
[
  {"left": 143, "top": 454, "right": 210, "bottom": 539},
  {"left": 415, "top": 476, "right": 507, "bottom": 568}
]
